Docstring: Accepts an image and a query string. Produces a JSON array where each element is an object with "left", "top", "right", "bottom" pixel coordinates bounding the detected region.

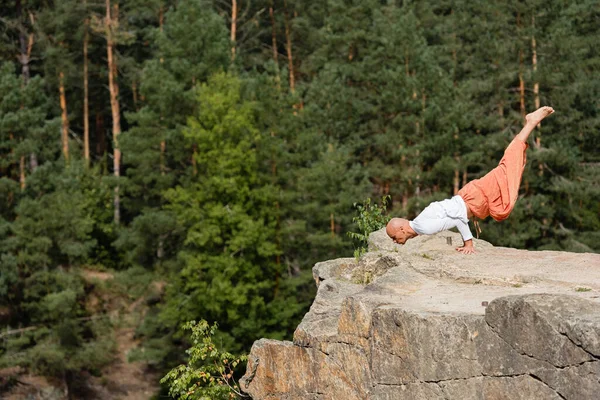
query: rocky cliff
[{"left": 240, "top": 229, "right": 600, "bottom": 399}]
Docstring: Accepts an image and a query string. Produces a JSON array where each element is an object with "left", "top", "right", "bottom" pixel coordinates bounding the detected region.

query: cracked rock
[{"left": 242, "top": 230, "right": 600, "bottom": 399}]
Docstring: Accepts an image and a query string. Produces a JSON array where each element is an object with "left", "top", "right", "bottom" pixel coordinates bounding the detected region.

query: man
[{"left": 386, "top": 106, "right": 555, "bottom": 254}]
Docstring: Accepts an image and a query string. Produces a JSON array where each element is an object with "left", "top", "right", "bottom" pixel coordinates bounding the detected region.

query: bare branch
[
  {"left": 0, "top": 326, "right": 37, "bottom": 339},
  {"left": 0, "top": 311, "right": 120, "bottom": 339},
  {"left": 239, "top": 0, "right": 254, "bottom": 22}
]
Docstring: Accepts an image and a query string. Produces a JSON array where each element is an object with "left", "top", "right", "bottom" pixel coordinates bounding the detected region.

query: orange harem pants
[{"left": 458, "top": 138, "right": 528, "bottom": 221}]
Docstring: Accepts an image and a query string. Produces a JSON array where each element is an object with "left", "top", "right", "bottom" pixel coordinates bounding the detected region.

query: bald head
[
  {"left": 386, "top": 217, "right": 409, "bottom": 236},
  {"left": 386, "top": 217, "right": 417, "bottom": 244}
]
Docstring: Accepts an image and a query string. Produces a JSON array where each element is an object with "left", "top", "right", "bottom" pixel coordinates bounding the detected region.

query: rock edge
[{"left": 241, "top": 229, "right": 600, "bottom": 399}]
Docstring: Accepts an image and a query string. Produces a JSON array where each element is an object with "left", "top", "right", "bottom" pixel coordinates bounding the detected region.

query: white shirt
[{"left": 409, "top": 195, "right": 473, "bottom": 242}]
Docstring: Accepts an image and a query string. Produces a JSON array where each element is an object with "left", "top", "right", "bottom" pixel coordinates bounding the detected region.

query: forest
[{"left": 0, "top": 0, "right": 598, "bottom": 398}]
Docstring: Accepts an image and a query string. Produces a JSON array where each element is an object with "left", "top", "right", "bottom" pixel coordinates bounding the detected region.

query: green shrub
[
  {"left": 347, "top": 196, "right": 390, "bottom": 258},
  {"left": 161, "top": 320, "right": 248, "bottom": 400}
]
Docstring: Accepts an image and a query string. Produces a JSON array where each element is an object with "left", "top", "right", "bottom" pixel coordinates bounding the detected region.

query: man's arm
[{"left": 455, "top": 220, "right": 475, "bottom": 255}]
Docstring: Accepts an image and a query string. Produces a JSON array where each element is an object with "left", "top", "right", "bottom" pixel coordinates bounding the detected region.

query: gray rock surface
[{"left": 241, "top": 229, "right": 600, "bottom": 399}]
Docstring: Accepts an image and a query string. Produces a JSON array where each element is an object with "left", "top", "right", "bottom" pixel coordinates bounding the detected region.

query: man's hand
[{"left": 456, "top": 239, "right": 475, "bottom": 255}]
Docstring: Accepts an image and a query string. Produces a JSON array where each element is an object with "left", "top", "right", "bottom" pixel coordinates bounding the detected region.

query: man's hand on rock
[{"left": 457, "top": 239, "right": 475, "bottom": 255}]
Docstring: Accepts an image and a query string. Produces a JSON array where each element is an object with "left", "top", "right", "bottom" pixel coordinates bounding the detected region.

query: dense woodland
[{"left": 0, "top": 0, "right": 598, "bottom": 397}]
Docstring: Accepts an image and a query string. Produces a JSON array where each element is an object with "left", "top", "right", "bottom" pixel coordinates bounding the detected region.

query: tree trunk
[
  {"left": 517, "top": 13, "right": 526, "bottom": 118},
  {"left": 451, "top": 21, "right": 460, "bottom": 190},
  {"left": 421, "top": 90, "right": 426, "bottom": 130},
  {"left": 400, "top": 147, "right": 408, "bottom": 210},
  {"left": 160, "top": 141, "right": 166, "bottom": 175},
  {"left": 453, "top": 158, "right": 460, "bottom": 195},
  {"left": 283, "top": 0, "right": 295, "bottom": 93},
  {"left": 531, "top": 16, "right": 543, "bottom": 176},
  {"left": 59, "top": 71, "right": 70, "bottom": 162},
  {"left": 16, "top": 3, "right": 34, "bottom": 82},
  {"left": 17, "top": 2, "right": 37, "bottom": 178},
  {"left": 517, "top": 13, "right": 533, "bottom": 187},
  {"left": 231, "top": 0, "right": 237, "bottom": 60},
  {"left": 268, "top": 0, "right": 283, "bottom": 275},
  {"left": 20, "top": 156, "right": 26, "bottom": 190},
  {"left": 158, "top": 6, "right": 164, "bottom": 64},
  {"left": 157, "top": 234, "right": 165, "bottom": 259},
  {"left": 415, "top": 148, "right": 420, "bottom": 199},
  {"left": 96, "top": 111, "right": 106, "bottom": 159},
  {"left": 29, "top": 153, "right": 37, "bottom": 170},
  {"left": 532, "top": 15, "right": 541, "bottom": 148},
  {"left": 415, "top": 89, "right": 425, "bottom": 199},
  {"left": 272, "top": 130, "right": 281, "bottom": 296},
  {"left": 269, "top": 3, "right": 278, "bottom": 63},
  {"left": 83, "top": 2, "right": 90, "bottom": 166},
  {"left": 192, "top": 144, "right": 198, "bottom": 176},
  {"left": 269, "top": 1, "right": 281, "bottom": 90},
  {"left": 17, "top": 11, "right": 31, "bottom": 81},
  {"left": 106, "top": 0, "right": 122, "bottom": 224},
  {"left": 519, "top": 50, "right": 525, "bottom": 118},
  {"left": 330, "top": 212, "right": 335, "bottom": 238},
  {"left": 159, "top": 7, "right": 166, "bottom": 173},
  {"left": 27, "top": 14, "right": 37, "bottom": 171},
  {"left": 268, "top": 0, "right": 282, "bottom": 280}
]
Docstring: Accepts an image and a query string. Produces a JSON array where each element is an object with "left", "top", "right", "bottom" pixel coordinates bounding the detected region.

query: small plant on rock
[
  {"left": 347, "top": 196, "right": 391, "bottom": 258},
  {"left": 161, "top": 320, "right": 248, "bottom": 399},
  {"left": 575, "top": 287, "right": 591, "bottom": 292}
]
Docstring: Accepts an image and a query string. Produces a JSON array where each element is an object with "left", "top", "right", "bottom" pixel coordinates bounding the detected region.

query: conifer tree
[
  {"left": 117, "top": 0, "right": 230, "bottom": 267},
  {"left": 159, "top": 72, "right": 287, "bottom": 351},
  {"left": 35, "top": 0, "right": 84, "bottom": 164}
]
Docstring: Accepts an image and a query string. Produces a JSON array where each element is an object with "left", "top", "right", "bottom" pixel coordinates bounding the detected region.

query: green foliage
[
  {"left": 118, "top": 0, "right": 230, "bottom": 271},
  {"left": 160, "top": 320, "right": 247, "bottom": 400},
  {"left": 348, "top": 196, "right": 391, "bottom": 257},
  {"left": 4, "top": 162, "right": 110, "bottom": 275},
  {"left": 107, "top": 265, "right": 157, "bottom": 300},
  {"left": 159, "top": 72, "right": 285, "bottom": 352},
  {"left": 0, "top": 0, "right": 599, "bottom": 396},
  {"left": 0, "top": 269, "right": 115, "bottom": 381},
  {"left": 0, "top": 62, "right": 56, "bottom": 170}
]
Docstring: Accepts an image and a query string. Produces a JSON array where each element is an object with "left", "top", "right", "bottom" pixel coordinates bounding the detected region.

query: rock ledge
[{"left": 241, "top": 230, "right": 600, "bottom": 399}]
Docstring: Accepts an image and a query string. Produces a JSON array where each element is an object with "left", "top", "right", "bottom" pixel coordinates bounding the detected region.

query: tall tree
[
  {"left": 283, "top": 0, "right": 295, "bottom": 93},
  {"left": 117, "top": 0, "right": 229, "bottom": 268},
  {"left": 83, "top": 0, "right": 90, "bottom": 166},
  {"left": 160, "top": 72, "right": 288, "bottom": 350},
  {"left": 105, "top": 0, "right": 122, "bottom": 224},
  {"left": 231, "top": 0, "right": 237, "bottom": 59},
  {"left": 16, "top": 0, "right": 38, "bottom": 175},
  {"left": 0, "top": 62, "right": 54, "bottom": 194},
  {"left": 35, "top": 0, "right": 82, "bottom": 165}
]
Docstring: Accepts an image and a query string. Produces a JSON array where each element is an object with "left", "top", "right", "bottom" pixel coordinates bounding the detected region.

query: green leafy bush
[
  {"left": 161, "top": 320, "right": 248, "bottom": 400},
  {"left": 347, "top": 196, "right": 391, "bottom": 258}
]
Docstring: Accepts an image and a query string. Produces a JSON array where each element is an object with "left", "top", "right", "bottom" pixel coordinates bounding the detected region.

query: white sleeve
[
  {"left": 411, "top": 200, "right": 473, "bottom": 241},
  {"left": 455, "top": 219, "right": 473, "bottom": 242},
  {"left": 410, "top": 203, "right": 446, "bottom": 235}
]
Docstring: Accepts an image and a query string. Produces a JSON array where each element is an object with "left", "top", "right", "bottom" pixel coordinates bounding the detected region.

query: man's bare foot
[{"left": 526, "top": 106, "right": 555, "bottom": 126}]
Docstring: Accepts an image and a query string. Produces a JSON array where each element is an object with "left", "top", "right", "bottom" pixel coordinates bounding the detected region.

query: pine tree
[
  {"left": 159, "top": 72, "right": 286, "bottom": 351},
  {"left": 117, "top": 0, "right": 230, "bottom": 267},
  {"left": 35, "top": 0, "right": 86, "bottom": 165}
]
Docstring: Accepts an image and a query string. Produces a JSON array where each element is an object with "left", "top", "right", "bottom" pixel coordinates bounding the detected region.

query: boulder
[{"left": 241, "top": 230, "right": 600, "bottom": 399}]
